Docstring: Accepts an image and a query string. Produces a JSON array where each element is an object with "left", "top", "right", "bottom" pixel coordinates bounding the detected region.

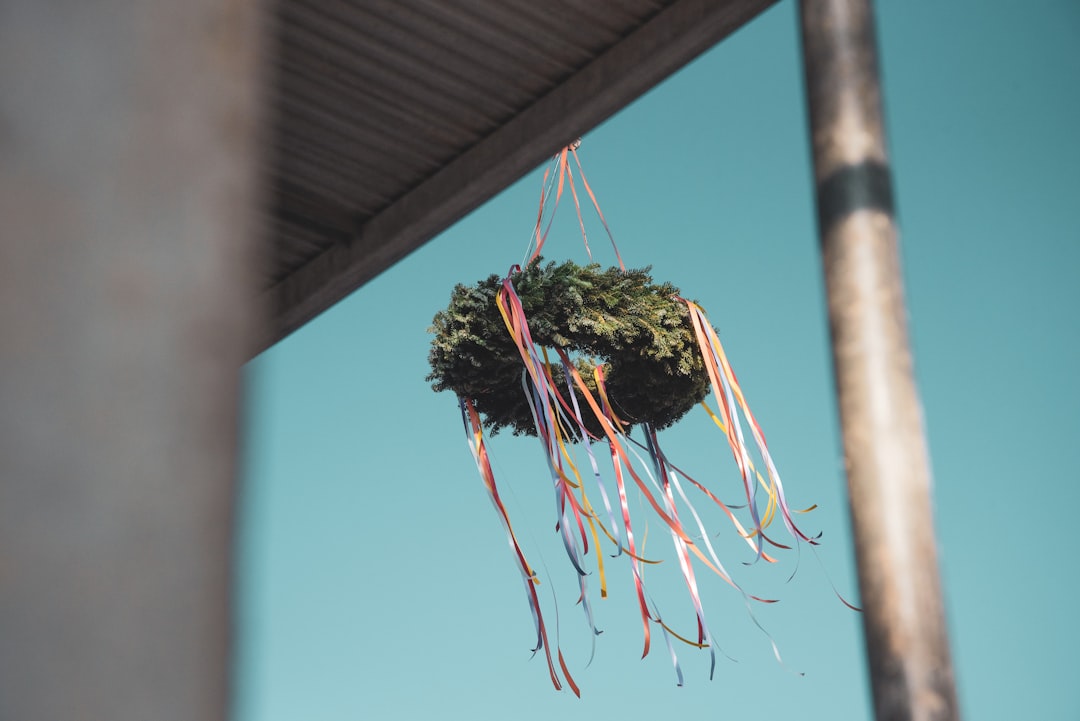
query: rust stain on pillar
[{"left": 798, "top": 1, "right": 962, "bottom": 720}]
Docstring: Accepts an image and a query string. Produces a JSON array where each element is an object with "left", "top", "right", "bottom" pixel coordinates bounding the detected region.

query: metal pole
[
  {"left": 0, "top": 2, "right": 266, "bottom": 720},
  {"left": 797, "top": 2, "right": 961, "bottom": 720}
]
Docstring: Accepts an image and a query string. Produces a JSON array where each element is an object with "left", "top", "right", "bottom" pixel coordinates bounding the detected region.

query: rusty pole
[
  {"left": 0, "top": 2, "right": 266, "bottom": 720},
  {"left": 798, "top": 1, "right": 961, "bottom": 720}
]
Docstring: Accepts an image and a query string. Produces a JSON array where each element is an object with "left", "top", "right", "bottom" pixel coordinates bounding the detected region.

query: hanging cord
[{"left": 526, "top": 138, "right": 627, "bottom": 271}]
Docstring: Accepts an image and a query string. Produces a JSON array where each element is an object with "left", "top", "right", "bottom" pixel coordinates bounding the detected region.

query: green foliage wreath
[{"left": 427, "top": 259, "right": 711, "bottom": 438}]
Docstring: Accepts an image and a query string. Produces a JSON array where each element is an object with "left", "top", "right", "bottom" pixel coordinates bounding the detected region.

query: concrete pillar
[{"left": 0, "top": 2, "right": 266, "bottom": 719}]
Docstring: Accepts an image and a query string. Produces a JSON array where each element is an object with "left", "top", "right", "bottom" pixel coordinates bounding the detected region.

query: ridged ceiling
[{"left": 261, "top": 0, "right": 775, "bottom": 351}]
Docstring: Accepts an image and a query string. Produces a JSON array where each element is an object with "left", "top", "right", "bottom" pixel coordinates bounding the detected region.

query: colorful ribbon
[{"left": 450, "top": 142, "right": 851, "bottom": 693}]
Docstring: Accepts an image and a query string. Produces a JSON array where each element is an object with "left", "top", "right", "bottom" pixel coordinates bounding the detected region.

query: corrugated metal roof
[{"left": 261, "top": 0, "right": 776, "bottom": 351}]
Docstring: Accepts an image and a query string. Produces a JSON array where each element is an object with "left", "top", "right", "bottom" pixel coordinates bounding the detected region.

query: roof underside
[{"left": 260, "top": 0, "right": 776, "bottom": 352}]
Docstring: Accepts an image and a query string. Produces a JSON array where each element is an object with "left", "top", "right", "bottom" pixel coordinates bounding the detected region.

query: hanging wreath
[
  {"left": 427, "top": 259, "right": 710, "bottom": 438},
  {"left": 424, "top": 143, "right": 852, "bottom": 695}
]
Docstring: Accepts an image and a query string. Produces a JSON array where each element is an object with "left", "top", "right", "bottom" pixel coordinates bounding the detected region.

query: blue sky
[{"left": 236, "top": 2, "right": 1080, "bottom": 719}]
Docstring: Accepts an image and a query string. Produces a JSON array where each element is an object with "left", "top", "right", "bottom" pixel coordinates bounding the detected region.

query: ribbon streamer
[{"left": 444, "top": 142, "right": 851, "bottom": 693}]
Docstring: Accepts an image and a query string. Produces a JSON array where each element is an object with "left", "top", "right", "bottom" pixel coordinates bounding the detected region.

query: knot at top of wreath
[{"left": 427, "top": 259, "right": 712, "bottom": 439}]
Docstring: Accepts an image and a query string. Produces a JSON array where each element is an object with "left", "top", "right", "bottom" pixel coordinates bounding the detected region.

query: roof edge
[{"left": 256, "top": 0, "right": 778, "bottom": 355}]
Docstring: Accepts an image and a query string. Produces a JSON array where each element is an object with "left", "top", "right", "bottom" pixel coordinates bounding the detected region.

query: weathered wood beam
[
  {"left": 798, "top": 1, "right": 962, "bottom": 719},
  {"left": 258, "top": 0, "right": 778, "bottom": 352}
]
